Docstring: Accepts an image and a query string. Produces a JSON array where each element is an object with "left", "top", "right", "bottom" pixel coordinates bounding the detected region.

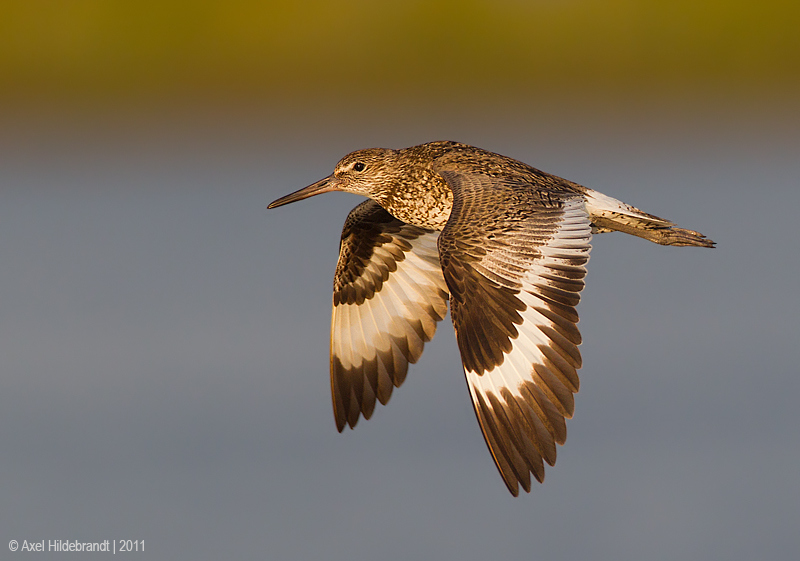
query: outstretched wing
[
  {"left": 436, "top": 170, "right": 592, "bottom": 496},
  {"left": 331, "top": 200, "right": 449, "bottom": 431}
]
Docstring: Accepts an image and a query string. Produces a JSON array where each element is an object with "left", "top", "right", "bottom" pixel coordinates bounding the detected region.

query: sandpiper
[{"left": 269, "top": 141, "right": 714, "bottom": 496}]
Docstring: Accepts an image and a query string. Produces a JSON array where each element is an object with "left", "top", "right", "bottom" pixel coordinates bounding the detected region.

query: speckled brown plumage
[{"left": 269, "top": 141, "right": 714, "bottom": 496}]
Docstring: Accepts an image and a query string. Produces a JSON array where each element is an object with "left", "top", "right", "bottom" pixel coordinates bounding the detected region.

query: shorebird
[{"left": 269, "top": 141, "right": 714, "bottom": 496}]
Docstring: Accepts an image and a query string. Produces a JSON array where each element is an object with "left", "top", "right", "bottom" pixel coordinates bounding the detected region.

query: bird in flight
[{"left": 269, "top": 141, "right": 714, "bottom": 496}]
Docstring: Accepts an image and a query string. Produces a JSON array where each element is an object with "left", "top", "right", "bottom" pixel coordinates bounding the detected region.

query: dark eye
[{"left": 353, "top": 162, "right": 365, "bottom": 172}]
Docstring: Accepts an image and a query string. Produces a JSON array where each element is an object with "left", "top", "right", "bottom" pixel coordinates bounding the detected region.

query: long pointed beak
[{"left": 268, "top": 175, "right": 338, "bottom": 209}]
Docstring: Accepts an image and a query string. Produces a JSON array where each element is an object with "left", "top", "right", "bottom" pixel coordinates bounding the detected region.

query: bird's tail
[{"left": 583, "top": 189, "right": 715, "bottom": 248}]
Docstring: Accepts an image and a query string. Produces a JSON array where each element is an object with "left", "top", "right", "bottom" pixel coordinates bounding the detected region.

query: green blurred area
[{"left": 1, "top": 0, "right": 798, "bottom": 108}]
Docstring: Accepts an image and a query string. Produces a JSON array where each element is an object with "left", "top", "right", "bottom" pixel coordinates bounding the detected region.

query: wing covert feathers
[{"left": 331, "top": 201, "right": 449, "bottom": 431}]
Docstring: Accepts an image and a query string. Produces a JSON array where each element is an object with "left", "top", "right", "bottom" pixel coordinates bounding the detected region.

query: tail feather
[{"left": 584, "top": 189, "right": 715, "bottom": 248}]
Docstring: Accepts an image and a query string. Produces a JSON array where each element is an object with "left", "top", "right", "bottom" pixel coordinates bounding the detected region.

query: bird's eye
[{"left": 353, "top": 162, "right": 365, "bottom": 172}]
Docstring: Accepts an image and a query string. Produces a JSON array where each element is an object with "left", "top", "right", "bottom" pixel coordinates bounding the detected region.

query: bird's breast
[{"left": 377, "top": 175, "right": 454, "bottom": 231}]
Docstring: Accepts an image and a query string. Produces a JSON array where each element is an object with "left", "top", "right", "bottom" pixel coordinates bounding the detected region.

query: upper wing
[
  {"left": 331, "top": 200, "right": 449, "bottom": 431},
  {"left": 436, "top": 170, "right": 592, "bottom": 496}
]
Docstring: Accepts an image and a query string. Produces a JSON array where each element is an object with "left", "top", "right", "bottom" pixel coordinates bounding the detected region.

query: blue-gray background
[{"left": 1, "top": 100, "right": 798, "bottom": 560}]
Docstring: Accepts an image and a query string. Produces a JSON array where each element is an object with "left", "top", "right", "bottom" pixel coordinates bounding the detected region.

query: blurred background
[{"left": 1, "top": 1, "right": 798, "bottom": 560}]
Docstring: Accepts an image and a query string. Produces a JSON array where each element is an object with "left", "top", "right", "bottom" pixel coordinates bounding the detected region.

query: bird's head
[{"left": 268, "top": 148, "right": 399, "bottom": 209}]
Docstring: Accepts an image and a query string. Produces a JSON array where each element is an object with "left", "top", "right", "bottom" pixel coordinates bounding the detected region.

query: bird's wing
[
  {"left": 331, "top": 200, "right": 449, "bottom": 431},
  {"left": 435, "top": 170, "right": 592, "bottom": 496}
]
